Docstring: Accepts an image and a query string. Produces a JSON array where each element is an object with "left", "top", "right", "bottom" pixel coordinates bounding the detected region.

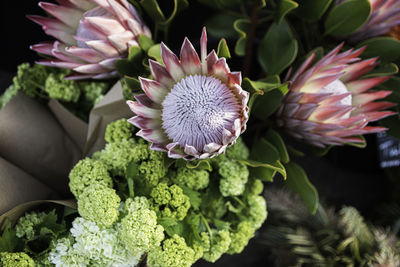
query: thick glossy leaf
[
  {"left": 217, "top": 38, "right": 231, "bottom": 59},
  {"left": 285, "top": 162, "right": 318, "bottom": 214},
  {"left": 124, "top": 76, "right": 141, "bottom": 92},
  {"left": 258, "top": 21, "right": 298, "bottom": 75},
  {"left": 242, "top": 77, "right": 281, "bottom": 94},
  {"left": 251, "top": 84, "right": 288, "bottom": 120},
  {"left": 206, "top": 13, "right": 237, "bottom": 38},
  {"left": 148, "top": 44, "right": 162, "bottom": 63},
  {"left": 357, "top": 37, "right": 400, "bottom": 62},
  {"left": 242, "top": 138, "right": 287, "bottom": 182},
  {"left": 324, "top": 0, "right": 371, "bottom": 36},
  {"left": 265, "top": 129, "right": 290, "bottom": 163},
  {"left": 276, "top": 0, "right": 298, "bottom": 24},
  {"left": 138, "top": 34, "right": 154, "bottom": 52},
  {"left": 233, "top": 19, "right": 251, "bottom": 56},
  {"left": 116, "top": 46, "right": 146, "bottom": 77},
  {"left": 295, "top": 0, "right": 332, "bottom": 22},
  {"left": 362, "top": 63, "right": 398, "bottom": 78},
  {"left": 380, "top": 76, "right": 400, "bottom": 103}
]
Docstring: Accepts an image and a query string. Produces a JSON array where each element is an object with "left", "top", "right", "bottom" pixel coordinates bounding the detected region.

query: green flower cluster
[
  {"left": 50, "top": 119, "right": 268, "bottom": 266},
  {"left": 0, "top": 252, "right": 35, "bottom": 267}
]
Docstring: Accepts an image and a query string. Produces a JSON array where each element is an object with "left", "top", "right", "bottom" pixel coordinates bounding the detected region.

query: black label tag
[{"left": 377, "top": 132, "right": 400, "bottom": 168}]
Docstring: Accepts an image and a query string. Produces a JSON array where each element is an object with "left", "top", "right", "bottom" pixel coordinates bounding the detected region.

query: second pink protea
[
  {"left": 342, "top": 0, "right": 400, "bottom": 43},
  {"left": 28, "top": 0, "right": 151, "bottom": 79},
  {"left": 127, "top": 28, "right": 249, "bottom": 160},
  {"left": 276, "top": 44, "right": 396, "bottom": 147}
]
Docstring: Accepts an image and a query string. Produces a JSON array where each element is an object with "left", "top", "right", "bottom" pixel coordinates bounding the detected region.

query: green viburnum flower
[
  {"left": 0, "top": 252, "right": 35, "bottom": 267},
  {"left": 77, "top": 184, "right": 120, "bottom": 228}
]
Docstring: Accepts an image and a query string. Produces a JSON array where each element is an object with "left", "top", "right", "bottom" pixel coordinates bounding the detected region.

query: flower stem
[{"left": 242, "top": 1, "right": 261, "bottom": 78}]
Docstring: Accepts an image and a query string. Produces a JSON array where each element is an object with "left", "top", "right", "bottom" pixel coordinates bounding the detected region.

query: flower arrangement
[{"left": 1, "top": 0, "right": 400, "bottom": 266}]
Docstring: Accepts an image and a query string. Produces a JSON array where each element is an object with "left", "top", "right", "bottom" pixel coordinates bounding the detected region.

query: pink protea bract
[
  {"left": 28, "top": 0, "right": 151, "bottom": 79},
  {"left": 276, "top": 43, "right": 396, "bottom": 147},
  {"left": 127, "top": 28, "right": 249, "bottom": 160}
]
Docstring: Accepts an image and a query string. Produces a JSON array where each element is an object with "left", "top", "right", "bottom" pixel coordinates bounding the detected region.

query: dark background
[{"left": 0, "top": 1, "right": 395, "bottom": 266}]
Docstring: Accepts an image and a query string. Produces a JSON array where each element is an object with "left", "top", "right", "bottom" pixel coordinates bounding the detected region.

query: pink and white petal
[
  {"left": 38, "top": 2, "right": 82, "bottom": 28},
  {"left": 108, "top": 0, "right": 133, "bottom": 24},
  {"left": 134, "top": 94, "right": 154, "bottom": 107},
  {"left": 201, "top": 27, "right": 207, "bottom": 73},
  {"left": 85, "top": 16, "right": 125, "bottom": 36},
  {"left": 320, "top": 92, "right": 352, "bottom": 105},
  {"left": 364, "top": 111, "right": 396, "bottom": 122},
  {"left": 40, "top": 59, "right": 82, "bottom": 69},
  {"left": 107, "top": 31, "right": 134, "bottom": 53},
  {"left": 98, "top": 58, "right": 120, "bottom": 69},
  {"left": 299, "top": 93, "right": 331, "bottom": 104},
  {"left": 30, "top": 42, "right": 54, "bottom": 56},
  {"left": 180, "top": 37, "right": 202, "bottom": 75},
  {"left": 199, "top": 153, "right": 211, "bottom": 159},
  {"left": 228, "top": 72, "right": 242, "bottom": 86},
  {"left": 313, "top": 123, "right": 344, "bottom": 132},
  {"left": 65, "top": 47, "right": 104, "bottom": 63},
  {"left": 282, "top": 103, "right": 300, "bottom": 118},
  {"left": 73, "top": 63, "right": 107, "bottom": 74},
  {"left": 206, "top": 50, "right": 218, "bottom": 75},
  {"left": 27, "top": 15, "right": 74, "bottom": 33},
  {"left": 212, "top": 58, "right": 230, "bottom": 83},
  {"left": 92, "top": 70, "right": 117, "bottom": 79},
  {"left": 150, "top": 143, "right": 168, "bottom": 152},
  {"left": 139, "top": 77, "right": 168, "bottom": 104},
  {"left": 346, "top": 76, "right": 391, "bottom": 94},
  {"left": 126, "top": 100, "right": 161, "bottom": 118},
  {"left": 204, "top": 143, "right": 222, "bottom": 153},
  {"left": 294, "top": 103, "right": 318, "bottom": 120},
  {"left": 128, "top": 116, "right": 161, "bottom": 129},
  {"left": 301, "top": 73, "right": 343, "bottom": 93},
  {"left": 161, "top": 42, "right": 185, "bottom": 81},
  {"left": 310, "top": 105, "right": 354, "bottom": 121},
  {"left": 353, "top": 101, "right": 396, "bottom": 114},
  {"left": 184, "top": 145, "right": 200, "bottom": 157},
  {"left": 137, "top": 129, "right": 168, "bottom": 143},
  {"left": 67, "top": 0, "right": 96, "bottom": 10},
  {"left": 64, "top": 73, "right": 95, "bottom": 80},
  {"left": 340, "top": 58, "right": 378, "bottom": 82},
  {"left": 149, "top": 60, "right": 175, "bottom": 88},
  {"left": 86, "top": 40, "right": 120, "bottom": 57},
  {"left": 352, "top": 91, "right": 392, "bottom": 106},
  {"left": 291, "top": 53, "right": 315, "bottom": 81},
  {"left": 222, "top": 128, "right": 234, "bottom": 145}
]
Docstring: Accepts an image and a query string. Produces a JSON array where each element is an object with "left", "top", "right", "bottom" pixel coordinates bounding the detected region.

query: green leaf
[
  {"left": 357, "top": 37, "right": 400, "bottom": 62},
  {"left": 285, "top": 162, "right": 318, "bottom": 214},
  {"left": 380, "top": 115, "right": 400, "bottom": 139},
  {"left": 276, "top": 0, "right": 299, "bottom": 24},
  {"left": 0, "top": 220, "right": 20, "bottom": 252},
  {"left": 126, "top": 161, "right": 139, "bottom": 180},
  {"left": 362, "top": 63, "right": 399, "bottom": 78},
  {"left": 344, "top": 135, "right": 367, "bottom": 148},
  {"left": 233, "top": 19, "right": 251, "bottom": 56},
  {"left": 258, "top": 21, "right": 298, "bottom": 75},
  {"left": 241, "top": 138, "right": 287, "bottom": 181},
  {"left": 265, "top": 129, "right": 290, "bottom": 163},
  {"left": 180, "top": 186, "right": 202, "bottom": 210},
  {"left": 160, "top": 0, "right": 189, "bottom": 26},
  {"left": 148, "top": 44, "right": 162, "bottom": 63},
  {"left": 379, "top": 76, "right": 400, "bottom": 103},
  {"left": 197, "top": 0, "right": 244, "bottom": 10},
  {"left": 186, "top": 160, "right": 212, "bottom": 172},
  {"left": 140, "top": 0, "right": 165, "bottom": 23},
  {"left": 217, "top": 38, "right": 231, "bottom": 59},
  {"left": 324, "top": 0, "right": 371, "bottom": 36},
  {"left": 251, "top": 85, "right": 288, "bottom": 120},
  {"left": 158, "top": 217, "right": 178, "bottom": 228},
  {"left": 295, "top": 0, "right": 332, "bottom": 22},
  {"left": 311, "top": 145, "right": 332, "bottom": 157},
  {"left": 206, "top": 13, "right": 238, "bottom": 39},
  {"left": 35, "top": 210, "right": 65, "bottom": 237},
  {"left": 116, "top": 46, "right": 146, "bottom": 78},
  {"left": 138, "top": 34, "right": 154, "bottom": 52},
  {"left": 242, "top": 77, "right": 282, "bottom": 94},
  {"left": 124, "top": 76, "right": 141, "bottom": 92}
]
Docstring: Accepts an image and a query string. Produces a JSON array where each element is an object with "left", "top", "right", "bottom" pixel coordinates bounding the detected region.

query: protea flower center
[{"left": 162, "top": 75, "right": 240, "bottom": 151}]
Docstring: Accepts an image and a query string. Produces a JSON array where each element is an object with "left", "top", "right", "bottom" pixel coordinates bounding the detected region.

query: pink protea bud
[
  {"left": 28, "top": 0, "right": 151, "bottom": 80},
  {"left": 341, "top": 0, "right": 400, "bottom": 43},
  {"left": 127, "top": 28, "right": 249, "bottom": 160},
  {"left": 276, "top": 43, "right": 396, "bottom": 147}
]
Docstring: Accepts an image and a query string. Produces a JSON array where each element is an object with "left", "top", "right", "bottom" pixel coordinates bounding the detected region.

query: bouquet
[{"left": 1, "top": 0, "right": 400, "bottom": 266}]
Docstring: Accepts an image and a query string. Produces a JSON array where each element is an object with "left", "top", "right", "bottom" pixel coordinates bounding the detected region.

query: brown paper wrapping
[
  {"left": 84, "top": 82, "right": 132, "bottom": 156},
  {"left": 0, "top": 81, "right": 129, "bottom": 221}
]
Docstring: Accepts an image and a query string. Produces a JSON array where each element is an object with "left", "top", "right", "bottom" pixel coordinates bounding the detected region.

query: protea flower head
[
  {"left": 28, "top": 0, "right": 151, "bottom": 79},
  {"left": 127, "top": 28, "right": 249, "bottom": 160},
  {"left": 276, "top": 43, "right": 396, "bottom": 147},
  {"left": 339, "top": 0, "right": 400, "bottom": 43}
]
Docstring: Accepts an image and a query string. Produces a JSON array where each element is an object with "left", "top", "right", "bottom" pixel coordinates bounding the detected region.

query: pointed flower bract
[
  {"left": 28, "top": 0, "right": 151, "bottom": 79},
  {"left": 277, "top": 43, "right": 396, "bottom": 147},
  {"left": 127, "top": 28, "right": 249, "bottom": 160}
]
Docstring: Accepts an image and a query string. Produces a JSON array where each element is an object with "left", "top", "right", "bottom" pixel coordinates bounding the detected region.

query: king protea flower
[
  {"left": 126, "top": 28, "right": 249, "bottom": 160},
  {"left": 339, "top": 0, "right": 400, "bottom": 43},
  {"left": 28, "top": 0, "right": 151, "bottom": 79},
  {"left": 276, "top": 43, "right": 396, "bottom": 147}
]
